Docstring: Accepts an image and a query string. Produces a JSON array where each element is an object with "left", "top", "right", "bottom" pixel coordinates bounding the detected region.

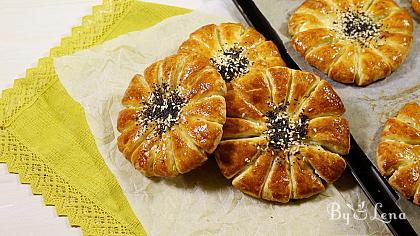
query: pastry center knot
[
  {"left": 211, "top": 43, "right": 251, "bottom": 82},
  {"left": 334, "top": 10, "right": 380, "bottom": 46},
  {"left": 264, "top": 105, "right": 309, "bottom": 150},
  {"left": 137, "top": 84, "right": 186, "bottom": 136}
]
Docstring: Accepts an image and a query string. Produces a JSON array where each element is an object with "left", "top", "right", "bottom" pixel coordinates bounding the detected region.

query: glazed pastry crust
[
  {"left": 179, "top": 23, "right": 348, "bottom": 202},
  {"left": 179, "top": 23, "right": 286, "bottom": 78},
  {"left": 288, "top": 0, "right": 414, "bottom": 86},
  {"left": 214, "top": 67, "right": 350, "bottom": 203},
  {"left": 413, "top": 0, "right": 420, "bottom": 15},
  {"left": 377, "top": 102, "right": 420, "bottom": 205},
  {"left": 117, "top": 53, "right": 227, "bottom": 177}
]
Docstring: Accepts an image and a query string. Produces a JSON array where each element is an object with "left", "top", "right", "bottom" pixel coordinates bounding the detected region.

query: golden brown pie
[
  {"left": 117, "top": 53, "right": 227, "bottom": 177},
  {"left": 178, "top": 23, "right": 286, "bottom": 83},
  {"left": 413, "top": 0, "right": 420, "bottom": 15},
  {"left": 288, "top": 0, "right": 414, "bottom": 86},
  {"left": 377, "top": 102, "right": 420, "bottom": 205},
  {"left": 214, "top": 67, "right": 350, "bottom": 202}
]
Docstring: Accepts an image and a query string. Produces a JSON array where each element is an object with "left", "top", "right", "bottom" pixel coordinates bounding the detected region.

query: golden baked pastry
[
  {"left": 178, "top": 24, "right": 348, "bottom": 202},
  {"left": 117, "top": 53, "right": 227, "bottom": 177},
  {"left": 178, "top": 23, "right": 286, "bottom": 83},
  {"left": 413, "top": 0, "right": 420, "bottom": 15},
  {"left": 214, "top": 67, "right": 350, "bottom": 202},
  {"left": 377, "top": 102, "right": 420, "bottom": 205},
  {"left": 288, "top": 0, "right": 414, "bottom": 86}
]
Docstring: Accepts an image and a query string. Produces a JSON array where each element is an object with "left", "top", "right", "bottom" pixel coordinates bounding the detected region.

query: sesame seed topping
[
  {"left": 136, "top": 84, "right": 186, "bottom": 137},
  {"left": 263, "top": 104, "right": 309, "bottom": 150},
  {"left": 334, "top": 10, "right": 380, "bottom": 47},
  {"left": 210, "top": 43, "right": 251, "bottom": 82}
]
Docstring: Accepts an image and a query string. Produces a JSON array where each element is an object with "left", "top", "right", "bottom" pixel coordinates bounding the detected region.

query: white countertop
[{"left": 0, "top": 1, "right": 237, "bottom": 235}]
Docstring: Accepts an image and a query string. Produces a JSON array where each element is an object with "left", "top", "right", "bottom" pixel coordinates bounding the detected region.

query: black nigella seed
[
  {"left": 334, "top": 10, "right": 380, "bottom": 47},
  {"left": 264, "top": 105, "right": 309, "bottom": 150},
  {"left": 210, "top": 44, "right": 251, "bottom": 82},
  {"left": 136, "top": 83, "right": 186, "bottom": 136}
]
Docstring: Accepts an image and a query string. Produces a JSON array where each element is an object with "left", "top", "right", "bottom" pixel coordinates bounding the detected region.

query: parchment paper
[
  {"left": 253, "top": 0, "right": 420, "bottom": 232},
  {"left": 54, "top": 10, "right": 390, "bottom": 235}
]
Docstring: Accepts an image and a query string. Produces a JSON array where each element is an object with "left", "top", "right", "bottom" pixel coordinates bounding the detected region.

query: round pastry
[
  {"left": 117, "top": 53, "right": 227, "bottom": 177},
  {"left": 178, "top": 23, "right": 286, "bottom": 83},
  {"left": 413, "top": 0, "right": 420, "bottom": 15},
  {"left": 288, "top": 0, "right": 414, "bottom": 86},
  {"left": 214, "top": 66, "right": 350, "bottom": 202},
  {"left": 377, "top": 101, "right": 420, "bottom": 205}
]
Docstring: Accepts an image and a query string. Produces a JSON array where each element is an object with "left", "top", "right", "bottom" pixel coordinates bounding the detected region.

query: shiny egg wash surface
[
  {"left": 263, "top": 104, "right": 309, "bottom": 151},
  {"left": 210, "top": 43, "right": 251, "bottom": 82},
  {"left": 136, "top": 84, "right": 186, "bottom": 137},
  {"left": 333, "top": 10, "right": 381, "bottom": 47}
]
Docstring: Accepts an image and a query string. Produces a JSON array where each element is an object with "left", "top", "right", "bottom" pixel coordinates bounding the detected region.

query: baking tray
[{"left": 231, "top": 0, "right": 417, "bottom": 235}]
